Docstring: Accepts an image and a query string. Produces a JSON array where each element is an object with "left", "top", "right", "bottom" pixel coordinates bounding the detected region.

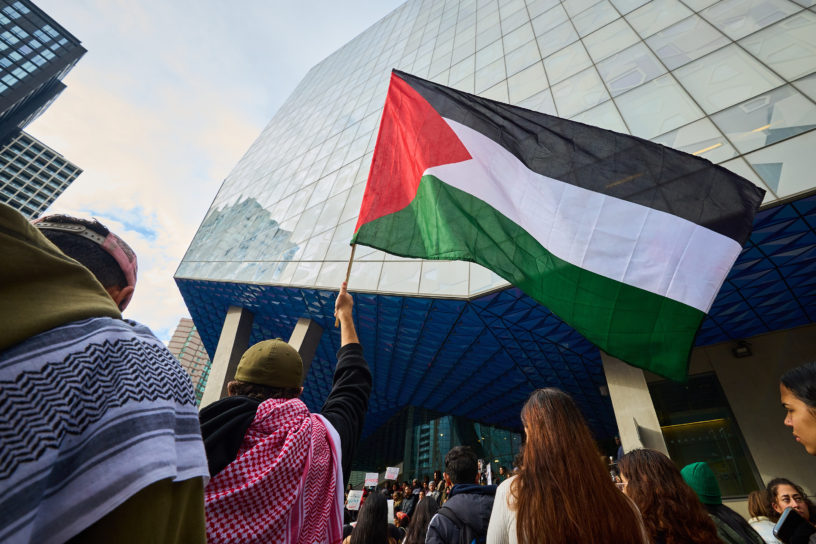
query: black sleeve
[{"left": 320, "top": 342, "right": 372, "bottom": 484}]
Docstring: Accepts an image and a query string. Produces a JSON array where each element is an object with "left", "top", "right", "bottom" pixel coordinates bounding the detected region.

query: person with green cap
[
  {"left": 200, "top": 281, "right": 372, "bottom": 544},
  {"left": 681, "top": 462, "right": 765, "bottom": 544}
]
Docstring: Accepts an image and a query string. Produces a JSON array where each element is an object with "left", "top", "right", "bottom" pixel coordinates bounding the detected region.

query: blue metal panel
[{"left": 177, "top": 195, "right": 816, "bottom": 440}]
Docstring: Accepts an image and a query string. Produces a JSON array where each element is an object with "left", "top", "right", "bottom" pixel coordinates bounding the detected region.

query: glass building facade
[
  {"left": 0, "top": 129, "right": 81, "bottom": 218},
  {"left": 0, "top": 0, "right": 85, "bottom": 146},
  {"left": 178, "top": 0, "right": 816, "bottom": 477},
  {"left": 167, "top": 317, "right": 212, "bottom": 404}
]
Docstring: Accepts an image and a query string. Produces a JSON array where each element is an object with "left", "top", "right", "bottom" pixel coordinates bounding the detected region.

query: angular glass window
[
  {"left": 739, "top": 11, "right": 816, "bottom": 82},
  {"left": 596, "top": 42, "right": 666, "bottom": 97},
  {"left": 571, "top": 100, "right": 630, "bottom": 133},
  {"left": 475, "top": 57, "right": 507, "bottom": 93},
  {"left": 682, "top": 0, "right": 719, "bottom": 11},
  {"left": 614, "top": 74, "right": 704, "bottom": 139},
  {"left": 793, "top": 73, "right": 816, "bottom": 101},
  {"left": 646, "top": 15, "right": 730, "bottom": 71},
  {"left": 651, "top": 118, "right": 737, "bottom": 163},
  {"left": 744, "top": 130, "right": 816, "bottom": 197},
  {"left": 476, "top": 38, "right": 503, "bottom": 70},
  {"left": 563, "top": 0, "right": 602, "bottom": 17},
  {"left": 379, "top": 260, "right": 422, "bottom": 294},
  {"left": 544, "top": 41, "right": 592, "bottom": 85},
  {"left": 626, "top": 0, "right": 692, "bottom": 38},
  {"left": 532, "top": 4, "right": 569, "bottom": 36},
  {"left": 536, "top": 21, "right": 579, "bottom": 58},
  {"left": 503, "top": 22, "right": 535, "bottom": 52},
  {"left": 720, "top": 158, "right": 776, "bottom": 202},
  {"left": 508, "top": 61, "right": 549, "bottom": 103},
  {"left": 551, "top": 67, "right": 610, "bottom": 117},
  {"left": 583, "top": 19, "right": 641, "bottom": 62},
  {"left": 516, "top": 88, "right": 557, "bottom": 115},
  {"left": 674, "top": 44, "right": 783, "bottom": 114},
  {"left": 711, "top": 85, "right": 816, "bottom": 153},
  {"left": 609, "top": 0, "right": 649, "bottom": 13},
  {"left": 700, "top": 0, "right": 800, "bottom": 40},
  {"left": 505, "top": 40, "right": 542, "bottom": 76},
  {"left": 572, "top": 0, "right": 619, "bottom": 36},
  {"left": 420, "top": 261, "right": 470, "bottom": 296}
]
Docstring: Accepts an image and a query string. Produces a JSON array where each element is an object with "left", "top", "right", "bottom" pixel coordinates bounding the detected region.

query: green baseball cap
[{"left": 235, "top": 338, "right": 303, "bottom": 388}]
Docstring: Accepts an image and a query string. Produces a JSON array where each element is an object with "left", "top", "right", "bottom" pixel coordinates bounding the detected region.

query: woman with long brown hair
[
  {"left": 486, "top": 388, "right": 648, "bottom": 543},
  {"left": 618, "top": 449, "right": 721, "bottom": 544}
]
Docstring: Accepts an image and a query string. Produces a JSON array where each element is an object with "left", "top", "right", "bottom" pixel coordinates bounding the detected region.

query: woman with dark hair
[
  {"left": 747, "top": 490, "right": 782, "bottom": 544},
  {"left": 403, "top": 496, "right": 439, "bottom": 544},
  {"left": 486, "top": 388, "right": 648, "bottom": 544},
  {"left": 618, "top": 449, "right": 721, "bottom": 544},
  {"left": 344, "top": 491, "right": 395, "bottom": 544},
  {"left": 780, "top": 362, "right": 816, "bottom": 455},
  {"left": 680, "top": 462, "right": 765, "bottom": 544},
  {"left": 767, "top": 478, "right": 816, "bottom": 523}
]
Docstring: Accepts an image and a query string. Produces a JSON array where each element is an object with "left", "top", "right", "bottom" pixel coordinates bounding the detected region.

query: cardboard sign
[
  {"left": 385, "top": 466, "right": 400, "bottom": 480},
  {"left": 364, "top": 472, "right": 379, "bottom": 487},
  {"left": 347, "top": 490, "right": 363, "bottom": 510}
]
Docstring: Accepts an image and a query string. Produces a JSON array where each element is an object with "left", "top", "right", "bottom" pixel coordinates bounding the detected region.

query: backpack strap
[{"left": 437, "top": 505, "right": 476, "bottom": 544}]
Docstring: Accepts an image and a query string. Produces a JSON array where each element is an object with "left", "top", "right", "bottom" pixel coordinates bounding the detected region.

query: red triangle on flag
[{"left": 354, "top": 72, "right": 472, "bottom": 234}]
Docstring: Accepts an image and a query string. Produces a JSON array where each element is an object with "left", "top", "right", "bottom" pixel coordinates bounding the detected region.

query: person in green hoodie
[
  {"left": 0, "top": 204, "right": 209, "bottom": 543},
  {"left": 681, "top": 462, "right": 766, "bottom": 544}
]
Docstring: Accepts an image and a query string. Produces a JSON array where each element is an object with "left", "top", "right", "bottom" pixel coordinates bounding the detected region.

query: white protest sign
[
  {"left": 486, "top": 462, "right": 492, "bottom": 485},
  {"left": 387, "top": 499, "right": 395, "bottom": 522},
  {"left": 385, "top": 466, "right": 400, "bottom": 480},
  {"left": 365, "top": 472, "right": 379, "bottom": 487},
  {"left": 347, "top": 490, "right": 363, "bottom": 510}
]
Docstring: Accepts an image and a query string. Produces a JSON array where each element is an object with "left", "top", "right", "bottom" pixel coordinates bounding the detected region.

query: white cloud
[{"left": 25, "top": 0, "right": 403, "bottom": 342}]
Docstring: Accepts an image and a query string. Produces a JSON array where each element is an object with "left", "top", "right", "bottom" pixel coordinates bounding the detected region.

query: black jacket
[
  {"left": 426, "top": 484, "right": 496, "bottom": 544},
  {"left": 200, "top": 342, "right": 371, "bottom": 484}
]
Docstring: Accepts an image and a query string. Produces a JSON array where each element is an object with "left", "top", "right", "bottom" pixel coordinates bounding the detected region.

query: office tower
[
  {"left": 167, "top": 317, "right": 211, "bottom": 404},
  {"left": 178, "top": 0, "right": 816, "bottom": 491},
  {"left": 0, "top": 129, "right": 80, "bottom": 218},
  {"left": 0, "top": 0, "right": 85, "bottom": 146}
]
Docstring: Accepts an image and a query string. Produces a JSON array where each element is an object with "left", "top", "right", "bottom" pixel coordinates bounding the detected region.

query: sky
[{"left": 27, "top": 0, "right": 405, "bottom": 342}]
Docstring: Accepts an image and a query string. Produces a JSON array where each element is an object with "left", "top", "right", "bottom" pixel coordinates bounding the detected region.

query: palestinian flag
[{"left": 352, "top": 70, "right": 765, "bottom": 380}]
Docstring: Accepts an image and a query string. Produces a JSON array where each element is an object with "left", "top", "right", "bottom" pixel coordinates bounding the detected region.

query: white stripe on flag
[{"left": 424, "top": 118, "right": 742, "bottom": 313}]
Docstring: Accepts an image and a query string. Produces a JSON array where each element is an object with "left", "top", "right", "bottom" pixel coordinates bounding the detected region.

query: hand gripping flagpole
[{"left": 335, "top": 243, "right": 357, "bottom": 328}]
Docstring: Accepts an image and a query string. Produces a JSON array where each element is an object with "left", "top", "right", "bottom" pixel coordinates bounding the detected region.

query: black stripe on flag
[{"left": 393, "top": 70, "right": 765, "bottom": 245}]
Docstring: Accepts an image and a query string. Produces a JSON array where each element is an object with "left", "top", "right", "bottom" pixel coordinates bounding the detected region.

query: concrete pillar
[
  {"left": 601, "top": 351, "right": 669, "bottom": 456},
  {"left": 200, "top": 306, "right": 254, "bottom": 408},
  {"left": 287, "top": 317, "right": 323, "bottom": 377}
]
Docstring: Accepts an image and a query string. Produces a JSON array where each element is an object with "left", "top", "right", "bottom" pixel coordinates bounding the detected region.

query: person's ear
[{"left": 105, "top": 285, "right": 135, "bottom": 311}]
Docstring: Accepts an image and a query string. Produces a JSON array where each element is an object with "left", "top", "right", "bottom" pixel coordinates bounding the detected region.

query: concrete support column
[
  {"left": 601, "top": 351, "right": 669, "bottom": 456},
  {"left": 287, "top": 317, "right": 323, "bottom": 377},
  {"left": 200, "top": 306, "right": 254, "bottom": 409}
]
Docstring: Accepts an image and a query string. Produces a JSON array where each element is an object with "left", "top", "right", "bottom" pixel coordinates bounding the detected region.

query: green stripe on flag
[{"left": 353, "top": 174, "right": 703, "bottom": 380}]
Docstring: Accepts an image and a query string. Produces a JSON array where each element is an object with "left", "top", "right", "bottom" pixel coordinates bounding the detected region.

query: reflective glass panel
[
  {"left": 532, "top": 4, "right": 569, "bottom": 36},
  {"left": 516, "top": 88, "right": 557, "bottom": 114},
  {"left": 651, "top": 118, "right": 737, "bottom": 163},
  {"left": 609, "top": 0, "right": 649, "bottom": 13},
  {"left": 793, "top": 73, "right": 816, "bottom": 101},
  {"left": 745, "top": 130, "right": 816, "bottom": 197},
  {"left": 711, "top": 85, "right": 816, "bottom": 153},
  {"left": 475, "top": 57, "right": 507, "bottom": 93},
  {"left": 673, "top": 44, "right": 783, "bottom": 114},
  {"left": 596, "top": 42, "right": 667, "bottom": 96},
  {"left": 508, "top": 61, "right": 549, "bottom": 103},
  {"left": 719, "top": 157, "right": 776, "bottom": 202},
  {"left": 419, "top": 261, "right": 470, "bottom": 296},
  {"left": 536, "top": 20, "right": 579, "bottom": 58},
  {"left": 544, "top": 41, "right": 592, "bottom": 84},
  {"left": 739, "top": 11, "right": 816, "bottom": 81},
  {"left": 646, "top": 15, "right": 730, "bottom": 70},
  {"left": 614, "top": 74, "right": 705, "bottom": 138},
  {"left": 564, "top": 0, "right": 602, "bottom": 17},
  {"left": 700, "top": 0, "right": 801, "bottom": 40},
  {"left": 571, "top": 99, "right": 630, "bottom": 133},
  {"left": 503, "top": 22, "right": 535, "bottom": 52},
  {"left": 505, "top": 39, "right": 542, "bottom": 75},
  {"left": 379, "top": 260, "right": 422, "bottom": 293},
  {"left": 572, "top": 0, "right": 619, "bottom": 36},
  {"left": 552, "top": 67, "right": 610, "bottom": 117},
  {"left": 626, "top": 0, "right": 693, "bottom": 38},
  {"left": 583, "top": 19, "right": 641, "bottom": 62}
]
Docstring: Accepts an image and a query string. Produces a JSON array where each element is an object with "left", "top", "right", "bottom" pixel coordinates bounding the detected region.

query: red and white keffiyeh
[{"left": 205, "top": 397, "right": 343, "bottom": 544}]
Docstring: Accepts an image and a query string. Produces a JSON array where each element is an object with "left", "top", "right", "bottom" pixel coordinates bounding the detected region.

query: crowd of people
[{"left": 1, "top": 201, "right": 816, "bottom": 544}]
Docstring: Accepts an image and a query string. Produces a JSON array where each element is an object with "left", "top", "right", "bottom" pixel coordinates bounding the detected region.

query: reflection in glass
[
  {"left": 508, "top": 62, "right": 549, "bottom": 103},
  {"left": 571, "top": 100, "right": 630, "bottom": 133},
  {"left": 536, "top": 20, "right": 579, "bottom": 58},
  {"left": 544, "top": 41, "right": 592, "bottom": 84},
  {"left": 608, "top": 0, "right": 649, "bottom": 14},
  {"left": 651, "top": 118, "right": 737, "bottom": 163},
  {"left": 505, "top": 40, "right": 542, "bottom": 76},
  {"left": 700, "top": 0, "right": 800, "bottom": 40},
  {"left": 552, "top": 67, "right": 610, "bottom": 117},
  {"left": 745, "top": 130, "right": 816, "bottom": 197},
  {"left": 419, "top": 261, "right": 470, "bottom": 296},
  {"left": 614, "top": 74, "right": 704, "bottom": 138},
  {"left": 626, "top": 0, "right": 693, "bottom": 38},
  {"left": 646, "top": 15, "right": 730, "bottom": 70},
  {"left": 475, "top": 57, "right": 506, "bottom": 93},
  {"left": 719, "top": 157, "right": 775, "bottom": 202},
  {"left": 583, "top": 19, "right": 641, "bottom": 62},
  {"left": 503, "top": 23, "right": 535, "bottom": 52},
  {"left": 711, "top": 85, "right": 816, "bottom": 153},
  {"left": 379, "top": 261, "right": 422, "bottom": 293},
  {"left": 516, "top": 88, "right": 557, "bottom": 115},
  {"left": 596, "top": 42, "right": 666, "bottom": 96},
  {"left": 532, "top": 4, "right": 569, "bottom": 36},
  {"left": 673, "top": 44, "right": 783, "bottom": 114},
  {"left": 793, "top": 73, "right": 816, "bottom": 101},
  {"left": 739, "top": 11, "right": 816, "bottom": 81},
  {"left": 572, "top": 0, "right": 619, "bottom": 36}
]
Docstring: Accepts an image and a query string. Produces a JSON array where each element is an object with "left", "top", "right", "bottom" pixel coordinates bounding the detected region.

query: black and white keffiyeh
[{"left": 0, "top": 316, "right": 209, "bottom": 544}]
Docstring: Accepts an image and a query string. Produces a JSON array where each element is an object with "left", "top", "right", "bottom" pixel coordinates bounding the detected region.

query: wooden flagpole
[{"left": 335, "top": 243, "right": 357, "bottom": 327}]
